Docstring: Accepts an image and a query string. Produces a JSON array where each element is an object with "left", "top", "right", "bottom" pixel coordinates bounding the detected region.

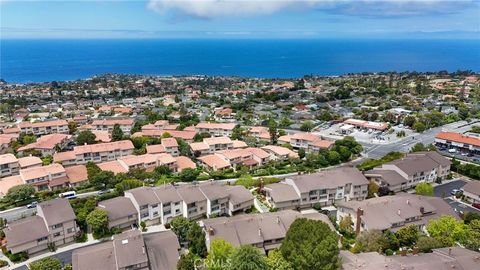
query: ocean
[{"left": 1, "top": 39, "right": 479, "bottom": 83}]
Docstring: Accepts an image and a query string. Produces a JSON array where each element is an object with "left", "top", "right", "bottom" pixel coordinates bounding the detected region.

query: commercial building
[{"left": 435, "top": 131, "right": 480, "bottom": 155}]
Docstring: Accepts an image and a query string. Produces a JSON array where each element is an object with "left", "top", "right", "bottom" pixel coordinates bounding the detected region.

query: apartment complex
[
  {"left": 4, "top": 198, "right": 78, "bottom": 255},
  {"left": 72, "top": 230, "right": 181, "bottom": 270},
  {"left": 18, "top": 120, "right": 69, "bottom": 136},
  {"left": 91, "top": 118, "right": 135, "bottom": 135},
  {"left": 53, "top": 140, "right": 134, "bottom": 166},
  {"left": 278, "top": 132, "right": 335, "bottom": 153},
  {"left": 337, "top": 193, "right": 459, "bottom": 234},
  {"left": 261, "top": 145, "right": 299, "bottom": 160},
  {"left": 190, "top": 136, "right": 234, "bottom": 156},
  {"left": 97, "top": 153, "right": 179, "bottom": 174},
  {"left": 364, "top": 151, "right": 451, "bottom": 192},
  {"left": 98, "top": 197, "right": 139, "bottom": 230},
  {"left": 195, "top": 122, "right": 237, "bottom": 137},
  {"left": 17, "top": 133, "right": 72, "bottom": 157},
  {"left": 435, "top": 131, "right": 480, "bottom": 155},
  {"left": 124, "top": 182, "right": 254, "bottom": 226},
  {"left": 200, "top": 210, "right": 333, "bottom": 253},
  {"left": 264, "top": 167, "right": 369, "bottom": 210}
]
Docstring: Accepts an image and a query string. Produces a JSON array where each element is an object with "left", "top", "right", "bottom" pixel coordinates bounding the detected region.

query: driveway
[
  {"left": 433, "top": 179, "right": 467, "bottom": 198},
  {"left": 444, "top": 197, "right": 480, "bottom": 216}
]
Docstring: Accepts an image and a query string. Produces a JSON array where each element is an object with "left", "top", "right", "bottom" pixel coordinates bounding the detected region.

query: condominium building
[
  {"left": 364, "top": 151, "right": 451, "bottom": 192},
  {"left": 17, "top": 133, "right": 72, "bottom": 157},
  {"left": 53, "top": 140, "right": 134, "bottom": 166},
  {"left": 97, "top": 153, "right": 179, "bottom": 174},
  {"left": 264, "top": 167, "right": 369, "bottom": 210},
  {"left": 195, "top": 122, "right": 237, "bottom": 137},
  {"left": 278, "top": 132, "right": 335, "bottom": 153},
  {"left": 97, "top": 197, "right": 139, "bottom": 230},
  {"left": 4, "top": 198, "right": 78, "bottom": 255},
  {"left": 190, "top": 136, "right": 234, "bottom": 156},
  {"left": 91, "top": 118, "right": 135, "bottom": 135},
  {"left": 337, "top": 193, "right": 459, "bottom": 234},
  {"left": 200, "top": 210, "right": 333, "bottom": 253},
  {"left": 18, "top": 120, "right": 69, "bottom": 136}
]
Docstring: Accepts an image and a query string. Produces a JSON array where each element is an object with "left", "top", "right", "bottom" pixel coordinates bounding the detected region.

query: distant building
[
  {"left": 195, "top": 122, "right": 237, "bottom": 137},
  {"left": 435, "top": 131, "right": 480, "bottom": 155},
  {"left": 264, "top": 167, "right": 369, "bottom": 210},
  {"left": 278, "top": 132, "right": 335, "bottom": 153},
  {"left": 17, "top": 133, "right": 72, "bottom": 157},
  {"left": 53, "top": 140, "right": 134, "bottom": 166},
  {"left": 18, "top": 120, "right": 69, "bottom": 136},
  {"left": 91, "top": 118, "right": 134, "bottom": 135}
]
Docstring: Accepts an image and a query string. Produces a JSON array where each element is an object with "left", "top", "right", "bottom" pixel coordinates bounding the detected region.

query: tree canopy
[
  {"left": 76, "top": 130, "right": 96, "bottom": 145},
  {"left": 29, "top": 257, "right": 62, "bottom": 270},
  {"left": 6, "top": 184, "right": 35, "bottom": 202},
  {"left": 415, "top": 183, "right": 434, "bottom": 196},
  {"left": 229, "top": 245, "right": 268, "bottom": 270}
]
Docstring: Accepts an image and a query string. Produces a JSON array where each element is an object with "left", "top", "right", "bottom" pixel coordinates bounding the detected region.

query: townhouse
[
  {"left": 190, "top": 136, "right": 234, "bottom": 156},
  {"left": 18, "top": 119, "right": 69, "bottom": 136},
  {"left": 200, "top": 210, "right": 333, "bottom": 253},
  {"left": 4, "top": 198, "right": 78, "bottom": 255},
  {"left": 91, "top": 118, "right": 135, "bottom": 135},
  {"left": 53, "top": 140, "right": 134, "bottom": 166},
  {"left": 97, "top": 153, "right": 182, "bottom": 174},
  {"left": 264, "top": 167, "right": 369, "bottom": 210},
  {"left": 278, "top": 132, "right": 335, "bottom": 153},
  {"left": 261, "top": 145, "right": 299, "bottom": 160},
  {"left": 132, "top": 129, "right": 197, "bottom": 143},
  {"left": 72, "top": 230, "right": 180, "bottom": 270},
  {"left": 248, "top": 126, "right": 271, "bottom": 141},
  {"left": 462, "top": 181, "right": 480, "bottom": 204},
  {"left": 17, "top": 133, "right": 72, "bottom": 157},
  {"left": 0, "top": 163, "right": 88, "bottom": 196},
  {"left": 124, "top": 182, "right": 254, "bottom": 226},
  {"left": 195, "top": 122, "right": 237, "bottom": 137},
  {"left": 161, "top": 137, "right": 179, "bottom": 157},
  {"left": 364, "top": 151, "right": 451, "bottom": 192},
  {"left": 213, "top": 147, "right": 271, "bottom": 169},
  {"left": 97, "top": 197, "right": 139, "bottom": 230},
  {"left": 337, "top": 193, "right": 459, "bottom": 234},
  {"left": 0, "top": 154, "right": 21, "bottom": 177},
  {"left": 435, "top": 131, "right": 480, "bottom": 155}
]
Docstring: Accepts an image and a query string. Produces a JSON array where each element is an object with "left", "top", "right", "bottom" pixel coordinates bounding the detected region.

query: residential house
[
  {"left": 17, "top": 133, "right": 72, "bottom": 157},
  {"left": 190, "top": 136, "right": 234, "bottom": 156},
  {"left": 261, "top": 145, "right": 299, "bottom": 160},
  {"left": 462, "top": 181, "right": 480, "bottom": 204},
  {"left": 91, "top": 118, "right": 134, "bottom": 135},
  {"left": 97, "top": 197, "right": 139, "bottom": 230},
  {"left": 195, "top": 122, "right": 237, "bottom": 137},
  {"left": 278, "top": 133, "right": 335, "bottom": 153}
]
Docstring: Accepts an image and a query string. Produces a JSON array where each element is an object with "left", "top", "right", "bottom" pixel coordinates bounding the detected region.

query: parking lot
[{"left": 433, "top": 179, "right": 480, "bottom": 216}]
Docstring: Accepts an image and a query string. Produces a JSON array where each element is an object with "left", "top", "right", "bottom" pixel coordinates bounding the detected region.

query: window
[
  {"left": 37, "top": 236, "right": 48, "bottom": 242},
  {"left": 52, "top": 223, "right": 63, "bottom": 229},
  {"left": 67, "top": 228, "right": 75, "bottom": 234},
  {"left": 140, "top": 205, "right": 148, "bottom": 210},
  {"left": 53, "top": 232, "right": 61, "bottom": 237},
  {"left": 141, "top": 212, "right": 149, "bottom": 218}
]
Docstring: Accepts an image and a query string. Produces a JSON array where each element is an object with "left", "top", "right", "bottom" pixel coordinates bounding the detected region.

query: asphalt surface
[
  {"left": 12, "top": 249, "right": 73, "bottom": 270},
  {"left": 444, "top": 197, "right": 480, "bottom": 216},
  {"left": 433, "top": 179, "right": 467, "bottom": 198}
]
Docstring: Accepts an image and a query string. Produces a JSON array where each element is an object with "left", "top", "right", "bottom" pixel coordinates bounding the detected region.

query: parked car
[
  {"left": 451, "top": 189, "right": 462, "bottom": 196},
  {"left": 448, "top": 149, "right": 457, "bottom": 153},
  {"left": 472, "top": 203, "right": 480, "bottom": 210},
  {"left": 27, "top": 201, "right": 38, "bottom": 209}
]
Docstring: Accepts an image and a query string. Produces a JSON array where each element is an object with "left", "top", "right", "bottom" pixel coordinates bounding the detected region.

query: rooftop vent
[{"left": 122, "top": 239, "right": 129, "bottom": 245}]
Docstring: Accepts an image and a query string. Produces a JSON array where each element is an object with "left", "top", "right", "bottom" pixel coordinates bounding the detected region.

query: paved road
[
  {"left": 444, "top": 197, "right": 480, "bottom": 216},
  {"left": 12, "top": 247, "right": 74, "bottom": 270},
  {"left": 0, "top": 190, "right": 108, "bottom": 222},
  {"left": 433, "top": 179, "right": 467, "bottom": 197}
]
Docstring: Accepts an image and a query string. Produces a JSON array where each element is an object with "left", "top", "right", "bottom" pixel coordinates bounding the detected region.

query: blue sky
[{"left": 1, "top": 0, "right": 479, "bottom": 39}]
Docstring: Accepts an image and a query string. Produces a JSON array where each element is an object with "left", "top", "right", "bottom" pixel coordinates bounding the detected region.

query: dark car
[{"left": 473, "top": 203, "right": 480, "bottom": 210}]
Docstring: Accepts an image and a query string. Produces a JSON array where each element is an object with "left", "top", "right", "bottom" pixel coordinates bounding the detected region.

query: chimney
[
  {"left": 208, "top": 226, "right": 214, "bottom": 236},
  {"left": 397, "top": 209, "right": 401, "bottom": 216},
  {"left": 258, "top": 228, "right": 262, "bottom": 237},
  {"left": 420, "top": 206, "right": 425, "bottom": 215},
  {"left": 448, "top": 248, "right": 452, "bottom": 256},
  {"left": 355, "top": 208, "right": 363, "bottom": 235},
  {"left": 276, "top": 216, "right": 280, "bottom": 224},
  {"left": 406, "top": 199, "right": 409, "bottom": 205}
]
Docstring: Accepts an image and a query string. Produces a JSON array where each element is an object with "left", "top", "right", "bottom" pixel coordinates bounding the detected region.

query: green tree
[
  {"left": 367, "top": 181, "right": 379, "bottom": 198},
  {"left": 68, "top": 121, "right": 78, "bottom": 134},
  {"left": 90, "top": 171, "right": 114, "bottom": 188},
  {"left": 178, "top": 168, "right": 200, "bottom": 182},
  {"left": 415, "top": 183, "right": 434, "bottom": 196},
  {"left": 266, "top": 249, "right": 293, "bottom": 270},
  {"left": 115, "top": 179, "right": 144, "bottom": 194},
  {"left": 300, "top": 121, "right": 314, "bottom": 132},
  {"left": 268, "top": 118, "right": 278, "bottom": 144},
  {"left": 395, "top": 225, "right": 420, "bottom": 247},
  {"left": 76, "top": 130, "right": 96, "bottom": 145},
  {"left": 111, "top": 124, "right": 124, "bottom": 141},
  {"left": 463, "top": 219, "right": 480, "bottom": 251},
  {"left": 403, "top": 115, "right": 416, "bottom": 127},
  {"left": 205, "top": 239, "right": 235, "bottom": 270},
  {"left": 86, "top": 209, "right": 109, "bottom": 238},
  {"left": 6, "top": 184, "right": 35, "bottom": 202},
  {"left": 463, "top": 212, "right": 480, "bottom": 224},
  {"left": 187, "top": 222, "right": 207, "bottom": 257},
  {"left": 326, "top": 150, "right": 340, "bottom": 165},
  {"left": 170, "top": 216, "right": 193, "bottom": 243},
  {"left": 176, "top": 253, "right": 195, "bottom": 270},
  {"left": 352, "top": 230, "right": 388, "bottom": 253},
  {"left": 413, "top": 121, "right": 426, "bottom": 132},
  {"left": 339, "top": 215, "right": 354, "bottom": 236},
  {"left": 29, "top": 257, "right": 62, "bottom": 270},
  {"left": 229, "top": 245, "right": 268, "bottom": 270},
  {"left": 231, "top": 126, "right": 244, "bottom": 140},
  {"left": 417, "top": 236, "right": 443, "bottom": 253},
  {"left": 20, "top": 133, "right": 37, "bottom": 145},
  {"left": 280, "top": 218, "right": 340, "bottom": 270},
  {"left": 426, "top": 215, "right": 468, "bottom": 246},
  {"left": 410, "top": 143, "right": 426, "bottom": 152},
  {"left": 86, "top": 162, "right": 101, "bottom": 179},
  {"left": 297, "top": 148, "right": 305, "bottom": 159}
]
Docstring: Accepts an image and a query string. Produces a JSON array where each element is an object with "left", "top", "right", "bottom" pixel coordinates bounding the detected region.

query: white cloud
[{"left": 147, "top": 0, "right": 477, "bottom": 18}]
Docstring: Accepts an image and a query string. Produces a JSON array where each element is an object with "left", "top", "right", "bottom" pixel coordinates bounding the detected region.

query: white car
[{"left": 448, "top": 149, "right": 457, "bottom": 153}]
